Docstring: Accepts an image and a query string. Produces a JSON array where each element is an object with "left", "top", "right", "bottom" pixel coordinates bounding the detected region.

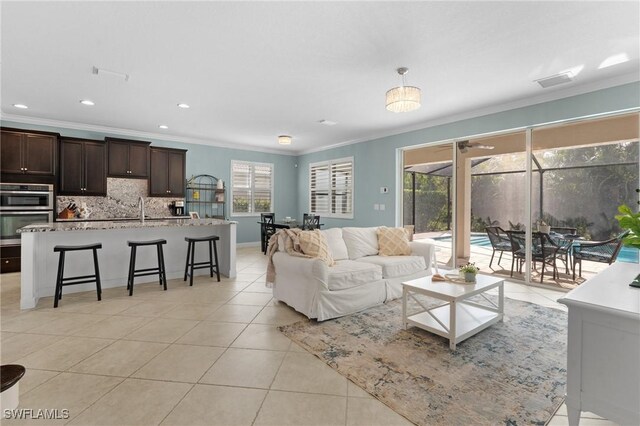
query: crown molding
[
  {"left": 2, "top": 73, "right": 637, "bottom": 158},
  {"left": 297, "top": 72, "right": 640, "bottom": 155},
  {"left": 0, "top": 114, "right": 297, "bottom": 156}
]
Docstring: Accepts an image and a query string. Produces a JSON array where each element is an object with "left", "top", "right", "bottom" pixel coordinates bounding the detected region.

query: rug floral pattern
[{"left": 279, "top": 296, "right": 566, "bottom": 426}]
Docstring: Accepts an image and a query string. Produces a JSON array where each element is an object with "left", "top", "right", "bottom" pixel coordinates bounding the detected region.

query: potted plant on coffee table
[{"left": 459, "top": 262, "right": 480, "bottom": 283}]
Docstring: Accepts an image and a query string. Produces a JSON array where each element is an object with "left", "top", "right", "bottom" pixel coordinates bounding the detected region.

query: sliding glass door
[{"left": 402, "top": 112, "right": 639, "bottom": 288}]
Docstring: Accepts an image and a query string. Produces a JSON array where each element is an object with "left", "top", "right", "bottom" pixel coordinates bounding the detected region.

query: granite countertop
[
  {"left": 55, "top": 216, "right": 192, "bottom": 222},
  {"left": 18, "top": 218, "right": 237, "bottom": 233}
]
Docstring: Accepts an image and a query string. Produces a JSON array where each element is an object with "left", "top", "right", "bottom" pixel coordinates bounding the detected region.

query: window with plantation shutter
[
  {"left": 309, "top": 157, "right": 354, "bottom": 218},
  {"left": 231, "top": 160, "right": 274, "bottom": 216}
]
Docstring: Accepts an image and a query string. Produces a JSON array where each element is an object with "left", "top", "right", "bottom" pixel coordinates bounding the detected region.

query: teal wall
[
  {"left": 296, "top": 82, "right": 640, "bottom": 228},
  {"left": 3, "top": 82, "right": 639, "bottom": 242},
  {"left": 0, "top": 120, "right": 298, "bottom": 244}
]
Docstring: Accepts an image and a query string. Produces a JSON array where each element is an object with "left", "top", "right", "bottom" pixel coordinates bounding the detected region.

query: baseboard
[{"left": 237, "top": 241, "right": 261, "bottom": 248}]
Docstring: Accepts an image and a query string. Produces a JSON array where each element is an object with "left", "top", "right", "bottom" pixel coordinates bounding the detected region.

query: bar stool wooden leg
[
  {"left": 158, "top": 243, "right": 167, "bottom": 291},
  {"left": 213, "top": 239, "right": 220, "bottom": 282},
  {"left": 54, "top": 251, "right": 65, "bottom": 308},
  {"left": 128, "top": 246, "right": 137, "bottom": 296},
  {"left": 189, "top": 241, "right": 196, "bottom": 286},
  {"left": 208, "top": 240, "right": 214, "bottom": 278},
  {"left": 92, "top": 247, "right": 102, "bottom": 301},
  {"left": 184, "top": 241, "right": 192, "bottom": 282}
]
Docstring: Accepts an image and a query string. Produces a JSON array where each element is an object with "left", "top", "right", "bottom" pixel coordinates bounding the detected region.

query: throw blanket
[{"left": 265, "top": 228, "right": 311, "bottom": 287}]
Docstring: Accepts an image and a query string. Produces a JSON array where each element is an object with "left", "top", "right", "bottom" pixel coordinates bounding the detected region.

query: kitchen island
[{"left": 18, "top": 218, "right": 237, "bottom": 309}]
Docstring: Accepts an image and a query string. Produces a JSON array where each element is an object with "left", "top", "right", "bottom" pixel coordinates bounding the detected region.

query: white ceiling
[{"left": 1, "top": 1, "right": 638, "bottom": 155}]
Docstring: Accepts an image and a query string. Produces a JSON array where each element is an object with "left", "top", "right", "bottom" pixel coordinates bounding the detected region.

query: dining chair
[
  {"left": 302, "top": 213, "right": 320, "bottom": 230},
  {"left": 572, "top": 230, "right": 629, "bottom": 280},
  {"left": 486, "top": 226, "right": 513, "bottom": 269},
  {"left": 505, "top": 230, "right": 526, "bottom": 277},
  {"left": 260, "top": 213, "right": 275, "bottom": 254},
  {"left": 531, "top": 232, "right": 560, "bottom": 282}
]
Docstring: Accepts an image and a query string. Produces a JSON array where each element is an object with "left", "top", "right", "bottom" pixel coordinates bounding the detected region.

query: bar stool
[
  {"left": 127, "top": 239, "right": 167, "bottom": 296},
  {"left": 184, "top": 235, "right": 220, "bottom": 286},
  {"left": 53, "top": 243, "right": 102, "bottom": 308},
  {"left": 1, "top": 364, "right": 26, "bottom": 410}
]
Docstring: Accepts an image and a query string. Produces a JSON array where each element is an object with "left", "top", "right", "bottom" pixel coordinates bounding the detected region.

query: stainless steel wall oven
[{"left": 0, "top": 183, "right": 54, "bottom": 246}]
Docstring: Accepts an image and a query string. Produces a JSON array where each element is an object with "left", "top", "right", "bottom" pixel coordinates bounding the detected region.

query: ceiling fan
[
  {"left": 457, "top": 140, "right": 495, "bottom": 153},
  {"left": 430, "top": 140, "right": 496, "bottom": 154}
]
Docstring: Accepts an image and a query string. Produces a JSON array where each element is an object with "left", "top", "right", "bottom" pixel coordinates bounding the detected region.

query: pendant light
[
  {"left": 385, "top": 67, "right": 421, "bottom": 113},
  {"left": 278, "top": 135, "right": 292, "bottom": 145}
]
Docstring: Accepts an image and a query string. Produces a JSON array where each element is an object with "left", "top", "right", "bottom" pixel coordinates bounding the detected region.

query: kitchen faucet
[{"left": 138, "top": 197, "right": 145, "bottom": 223}]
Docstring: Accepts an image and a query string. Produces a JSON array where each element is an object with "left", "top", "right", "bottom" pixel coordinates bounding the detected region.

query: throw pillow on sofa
[
  {"left": 377, "top": 226, "right": 412, "bottom": 256},
  {"left": 342, "top": 227, "right": 380, "bottom": 259},
  {"left": 321, "top": 228, "right": 349, "bottom": 260},
  {"left": 298, "top": 229, "right": 335, "bottom": 266}
]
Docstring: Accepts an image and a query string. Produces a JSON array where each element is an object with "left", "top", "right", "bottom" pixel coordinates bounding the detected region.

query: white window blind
[
  {"left": 231, "top": 160, "right": 274, "bottom": 215},
  {"left": 309, "top": 157, "right": 354, "bottom": 218}
]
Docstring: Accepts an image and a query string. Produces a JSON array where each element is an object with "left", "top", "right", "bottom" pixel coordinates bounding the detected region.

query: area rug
[{"left": 279, "top": 297, "right": 567, "bottom": 426}]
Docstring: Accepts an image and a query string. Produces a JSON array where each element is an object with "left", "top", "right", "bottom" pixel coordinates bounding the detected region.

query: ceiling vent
[
  {"left": 318, "top": 119, "right": 337, "bottom": 126},
  {"left": 92, "top": 66, "right": 130, "bottom": 82},
  {"left": 535, "top": 72, "right": 574, "bottom": 88}
]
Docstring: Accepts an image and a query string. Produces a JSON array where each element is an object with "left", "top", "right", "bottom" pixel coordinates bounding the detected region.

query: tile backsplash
[{"left": 57, "top": 178, "right": 183, "bottom": 219}]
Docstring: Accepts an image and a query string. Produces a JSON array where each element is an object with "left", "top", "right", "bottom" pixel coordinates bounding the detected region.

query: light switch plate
[
  {"left": 374, "top": 204, "right": 379, "bottom": 210},
  {"left": 379, "top": 204, "right": 385, "bottom": 211}
]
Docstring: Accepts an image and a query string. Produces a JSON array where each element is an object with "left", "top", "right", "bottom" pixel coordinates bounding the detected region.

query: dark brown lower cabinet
[{"left": 1, "top": 245, "right": 21, "bottom": 273}]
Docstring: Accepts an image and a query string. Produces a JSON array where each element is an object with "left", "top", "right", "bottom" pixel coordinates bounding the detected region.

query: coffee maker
[{"left": 170, "top": 201, "right": 185, "bottom": 216}]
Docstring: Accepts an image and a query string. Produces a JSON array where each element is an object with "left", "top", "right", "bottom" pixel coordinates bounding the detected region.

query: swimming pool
[{"left": 433, "top": 234, "right": 639, "bottom": 263}]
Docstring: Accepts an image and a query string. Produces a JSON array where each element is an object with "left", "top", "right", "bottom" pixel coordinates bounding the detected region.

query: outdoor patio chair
[
  {"left": 532, "top": 232, "right": 561, "bottom": 282},
  {"left": 506, "top": 231, "right": 560, "bottom": 282},
  {"left": 550, "top": 226, "right": 578, "bottom": 235},
  {"left": 486, "top": 226, "right": 513, "bottom": 269},
  {"left": 572, "top": 230, "right": 629, "bottom": 280},
  {"left": 505, "top": 230, "right": 526, "bottom": 277}
]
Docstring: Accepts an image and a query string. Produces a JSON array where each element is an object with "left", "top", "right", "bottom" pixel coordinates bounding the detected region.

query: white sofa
[{"left": 272, "top": 227, "right": 435, "bottom": 321}]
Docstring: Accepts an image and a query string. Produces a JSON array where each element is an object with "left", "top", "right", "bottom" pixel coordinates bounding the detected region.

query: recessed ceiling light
[
  {"left": 158, "top": 125, "right": 169, "bottom": 129},
  {"left": 599, "top": 53, "right": 629, "bottom": 69},
  {"left": 13, "top": 104, "right": 28, "bottom": 109},
  {"left": 80, "top": 99, "right": 95, "bottom": 106},
  {"left": 177, "top": 103, "right": 190, "bottom": 109}
]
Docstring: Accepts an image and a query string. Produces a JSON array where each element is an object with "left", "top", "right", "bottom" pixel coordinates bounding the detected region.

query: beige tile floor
[{"left": 0, "top": 246, "right": 615, "bottom": 425}]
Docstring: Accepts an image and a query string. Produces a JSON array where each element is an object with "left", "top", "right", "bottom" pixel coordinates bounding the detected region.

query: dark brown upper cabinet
[
  {"left": 149, "top": 147, "right": 186, "bottom": 197},
  {"left": 106, "top": 138, "right": 150, "bottom": 178},
  {"left": 1, "top": 128, "right": 58, "bottom": 182},
  {"left": 59, "top": 137, "right": 107, "bottom": 196}
]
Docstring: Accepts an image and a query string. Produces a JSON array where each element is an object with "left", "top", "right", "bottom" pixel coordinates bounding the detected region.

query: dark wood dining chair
[
  {"left": 302, "top": 214, "right": 320, "bottom": 230},
  {"left": 260, "top": 213, "right": 275, "bottom": 254}
]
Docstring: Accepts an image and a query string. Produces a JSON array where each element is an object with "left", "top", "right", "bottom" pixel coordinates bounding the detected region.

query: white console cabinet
[{"left": 558, "top": 262, "right": 640, "bottom": 426}]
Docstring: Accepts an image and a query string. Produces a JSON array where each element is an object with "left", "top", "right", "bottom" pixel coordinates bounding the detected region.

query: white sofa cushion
[
  {"left": 342, "top": 227, "right": 379, "bottom": 259},
  {"left": 355, "top": 255, "right": 426, "bottom": 279},
  {"left": 321, "top": 228, "right": 349, "bottom": 261},
  {"left": 327, "top": 260, "right": 383, "bottom": 291}
]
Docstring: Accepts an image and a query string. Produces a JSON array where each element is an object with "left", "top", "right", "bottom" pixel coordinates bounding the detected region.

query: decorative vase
[{"left": 464, "top": 272, "right": 476, "bottom": 282}]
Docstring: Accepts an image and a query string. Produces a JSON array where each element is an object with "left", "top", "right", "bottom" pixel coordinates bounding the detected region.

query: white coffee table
[{"left": 402, "top": 274, "right": 504, "bottom": 350}]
